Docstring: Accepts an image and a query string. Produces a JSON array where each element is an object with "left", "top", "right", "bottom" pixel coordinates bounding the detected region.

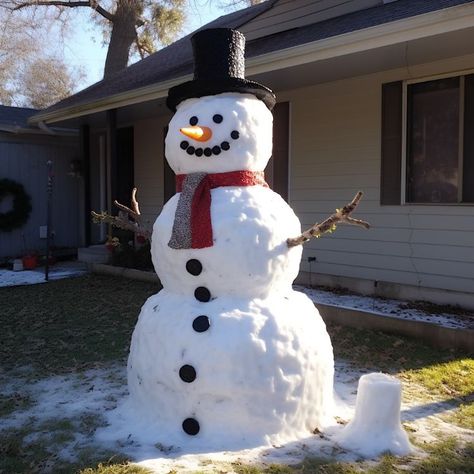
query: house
[
  {"left": 29, "top": 0, "right": 474, "bottom": 308},
  {"left": 0, "top": 105, "right": 80, "bottom": 261}
]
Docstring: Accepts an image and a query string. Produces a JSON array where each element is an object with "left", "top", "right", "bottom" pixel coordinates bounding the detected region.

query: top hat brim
[{"left": 167, "top": 77, "right": 276, "bottom": 112}]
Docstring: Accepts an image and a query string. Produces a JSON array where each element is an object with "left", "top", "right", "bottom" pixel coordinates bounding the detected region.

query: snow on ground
[
  {"left": 0, "top": 261, "right": 88, "bottom": 288},
  {"left": 296, "top": 285, "right": 474, "bottom": 330},
  {"left": 1, "top": 361, "right": 472, "bottom": 473}
]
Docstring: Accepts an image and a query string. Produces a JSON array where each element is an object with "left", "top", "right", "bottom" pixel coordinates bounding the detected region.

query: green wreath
[{"left": 0, "top": 178, "right": 32, "bottom": 232}]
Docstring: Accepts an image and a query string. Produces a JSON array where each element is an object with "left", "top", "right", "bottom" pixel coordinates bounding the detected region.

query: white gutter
[{"left": 29, "top": 2, "right": 474, "bottom": 125}]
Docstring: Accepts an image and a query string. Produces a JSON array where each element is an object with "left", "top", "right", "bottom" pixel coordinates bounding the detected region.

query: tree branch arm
[
  {"left": 287, "top": 191, "right": 370, "bottom": 248},
  {"left": 91, "top": 211, "right": 152, "bottom": 239}
]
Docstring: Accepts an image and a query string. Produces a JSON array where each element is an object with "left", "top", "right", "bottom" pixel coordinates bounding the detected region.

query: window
[{"left": 380, "top": 74, "right": 474, "bottom": 205}]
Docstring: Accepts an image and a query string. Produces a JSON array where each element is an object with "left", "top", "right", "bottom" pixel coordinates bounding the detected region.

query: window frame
[{"left": 401, "top": 70, "right": 473, "bottom": 206}]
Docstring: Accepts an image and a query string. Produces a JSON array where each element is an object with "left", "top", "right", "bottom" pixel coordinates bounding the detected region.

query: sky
[{"left": 63, "top": 1, "right": 227, "bottom": 88}]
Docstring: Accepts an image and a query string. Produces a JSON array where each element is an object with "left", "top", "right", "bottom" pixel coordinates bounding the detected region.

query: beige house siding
[
  {"left": 130, "top": 54, "right": 474, "bottom": 307},
  {"left": 134, "top": 114, "right": 171, "bottom": 225},
  {"left": 241, "top": 0, "right": 382, "bottom": 40},
  {"left": 279, "top": 53, "right": 474, "bottom": 305}
]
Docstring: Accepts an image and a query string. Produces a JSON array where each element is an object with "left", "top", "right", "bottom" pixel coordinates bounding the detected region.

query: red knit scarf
[{"left": 168, "top": 170, "right": 268, "bottom": 249}]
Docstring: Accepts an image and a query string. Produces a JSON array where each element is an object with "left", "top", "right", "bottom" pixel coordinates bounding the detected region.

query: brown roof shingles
[{"left": 36, "top": 0, "right": 474, "bottom": 118}]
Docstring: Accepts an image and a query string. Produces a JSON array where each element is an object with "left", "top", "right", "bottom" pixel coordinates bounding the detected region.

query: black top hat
[{"left": 166, "top": 28, "right": 276, "bottom": 111}]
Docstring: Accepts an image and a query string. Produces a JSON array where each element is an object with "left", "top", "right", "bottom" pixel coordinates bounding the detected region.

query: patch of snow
[
  {"left": 0, "top": 262, "right": 88, "bottom": 288},
  {"left": 296, "top": 285, "right": 474, "bottom": 330},
  {"left": 2, "top": 361, "right": 472, "bottom": 472},
  {"left": 0, "top": 365, "right": 126, "bottom": 461}
]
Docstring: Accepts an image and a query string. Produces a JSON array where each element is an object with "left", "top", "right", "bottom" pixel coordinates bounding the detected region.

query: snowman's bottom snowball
[{"left": 127, "top": 290, "right": 335, "bottom": 450}]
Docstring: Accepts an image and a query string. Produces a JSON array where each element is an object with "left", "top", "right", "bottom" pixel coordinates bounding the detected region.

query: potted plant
[{"left": 22, "top": 252, "right": 38, "bottom": 270}]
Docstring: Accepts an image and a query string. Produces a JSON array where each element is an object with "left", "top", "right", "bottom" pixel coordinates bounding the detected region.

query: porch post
[
  {"left": 107, "top": 109, "right": 118, "bottom": 213},
  {"left": 80, "top": 124, "right": 91, "bottom": 246}
]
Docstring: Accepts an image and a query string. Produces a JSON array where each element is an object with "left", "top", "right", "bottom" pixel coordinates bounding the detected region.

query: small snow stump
[{"left": 335, "top": 372, "right": 412, "bottom": 458}]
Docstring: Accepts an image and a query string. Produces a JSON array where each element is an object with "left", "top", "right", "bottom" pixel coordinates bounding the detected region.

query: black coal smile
[{"left": 180, "top": 130, "right": 239, "bottom": 157}]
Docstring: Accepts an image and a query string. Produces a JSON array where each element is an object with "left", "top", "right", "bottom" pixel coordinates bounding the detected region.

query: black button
[
  {"left": 231, "top": 130, "right": 240, "bottom": 140},
  {"left": 221, "top": 141, "right": 230, "bottom": 150},
  {"left": 179, "top": 364, "right": 196, "bottom": 383},
  {"left": 186, "top": 259, "right": 202, "bottom": 276},
  {"left": 194, "top": 287, "right": 211, "bottom": 302},
  {"left": 195, "top": 148, "right": 203, "bottom": 157},
  {"left": 212, "top": 146, "right": 221, "bottom": 155},
  {"left": 204, "top": 148, "right": 212, "bottom": 157},
  {"left": 193, "top": 315, "right": 210, "bottom": 333},
  {"left": 180, "top": 141, "right": 189, "bottom": 150},
  {"left": 186, "top": 146, "right": 195, "bottom": 155},
  {"left": 182, "top": 418, "right": 200, "bottom": 435}
]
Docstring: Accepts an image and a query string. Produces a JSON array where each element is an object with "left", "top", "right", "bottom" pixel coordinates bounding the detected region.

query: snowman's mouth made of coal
[{"left": 180, "top": 130, "right": 240, "bottom": 157}]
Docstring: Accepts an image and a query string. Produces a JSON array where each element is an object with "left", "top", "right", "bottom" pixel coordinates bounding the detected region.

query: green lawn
[{"left": 0, "top": 274, "right": 472, "bottom": 473}]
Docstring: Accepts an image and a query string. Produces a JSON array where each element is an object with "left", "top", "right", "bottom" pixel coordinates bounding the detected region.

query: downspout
[{"left": 38, "top": 121, "right": 57, "bottom": 135}]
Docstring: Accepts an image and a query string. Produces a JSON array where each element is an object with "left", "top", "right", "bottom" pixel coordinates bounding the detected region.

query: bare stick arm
[
  {"left": 91, "top": 187, "right": 152, "bottom": 239},
  {"left": 287, "top": 191, "right": 370, "bottom": 248},
  {"left": 91, "top": 211, "right": 152, "bottom": 239}
]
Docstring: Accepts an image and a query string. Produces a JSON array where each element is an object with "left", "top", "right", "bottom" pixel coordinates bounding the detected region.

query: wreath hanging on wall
[{"left": 0, "top": 178, "right": 32, "bottom": 232}]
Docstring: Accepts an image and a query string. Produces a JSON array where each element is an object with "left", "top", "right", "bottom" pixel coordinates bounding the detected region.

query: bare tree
[
  {"left": 0, "top": 10, "right": 83, "bottom": 106},
  {"left": 1, "top": 0, "right": 186, "bottom": 78},
  {"left": 219, "top": 0, "right": 264, "bottom": 9},
  {"left": 0, "top": 11, "right": 35, "bottom": 104},
  {"left": 21, "top": 57, "right": 85, "bottom": 108}
]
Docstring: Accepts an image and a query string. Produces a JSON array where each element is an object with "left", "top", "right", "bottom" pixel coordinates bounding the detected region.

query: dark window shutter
[
  {"left": 266, "top": 101, "right": 289, "bottom": 201},
  {"left": 80, "top": 125, "right": 91, "bottom": 246},
  {"left": 116, "top": 126, "right": 134, "bottom": 205},
  {"left": 163, "top": 126, "right": 176, "bottom": 204},
  {"left": 380, "top": 81, "right": 402, "bottom": 205},
  {"left": 463, "top": 75, "right": 474, "bottom": 203}
]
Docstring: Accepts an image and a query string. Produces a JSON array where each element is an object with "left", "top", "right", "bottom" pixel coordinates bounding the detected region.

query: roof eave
[
  {"left": 29, "top": 2, "right": 474, "bottom": 125},
  {"left": 29, "top": 74, "right": 194, "bottom": 125},
  {"left": 0, "top": 124, "right": 78, "bottom": 136}
]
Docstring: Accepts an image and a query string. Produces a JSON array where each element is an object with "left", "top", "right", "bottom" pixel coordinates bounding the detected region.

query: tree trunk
[{"left": 103, "top": 0, "right": 140, "bottom": 78}]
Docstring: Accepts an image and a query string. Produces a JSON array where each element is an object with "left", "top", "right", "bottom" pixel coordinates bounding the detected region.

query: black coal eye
[
  {"left": 190, "top": 116, "right": 198, "bottom": 126},
  {"left": 213, "top": 114, "right": 223, "bottom": 124}
]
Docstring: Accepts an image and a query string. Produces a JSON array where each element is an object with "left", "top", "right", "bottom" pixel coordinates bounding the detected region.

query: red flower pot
[{"left": 22, "top": 255, "right": 38, "bottom": 270}]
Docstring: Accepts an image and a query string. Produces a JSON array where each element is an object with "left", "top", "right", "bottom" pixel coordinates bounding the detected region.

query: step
[{"left": 77, "top": 245, "right": 109, "bottom": 264}]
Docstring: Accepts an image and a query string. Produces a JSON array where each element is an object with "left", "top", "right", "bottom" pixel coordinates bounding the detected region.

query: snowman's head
[{"left": 165, "top": 92, "right": 273, "bottom": 174}]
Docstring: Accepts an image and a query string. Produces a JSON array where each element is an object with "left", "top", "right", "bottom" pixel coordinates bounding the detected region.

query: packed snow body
[
  {"left": 335, "top": 373, "right": 412, "bottom": 457},
  {"left": 128, "top": 291, "right": 334, "bottom": 448},
  {"left": 127, "top": 92, "right": 335, "bottom": 448}
]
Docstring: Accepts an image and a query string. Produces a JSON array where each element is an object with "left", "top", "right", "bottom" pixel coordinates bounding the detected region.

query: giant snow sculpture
[{"left": 127, "top": 27, "right": 335, "bottom": 449}]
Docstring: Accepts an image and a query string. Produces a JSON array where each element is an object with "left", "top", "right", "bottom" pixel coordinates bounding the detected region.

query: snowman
[{"left": 127, "top": 28, "right": 335, "bottom": 449}]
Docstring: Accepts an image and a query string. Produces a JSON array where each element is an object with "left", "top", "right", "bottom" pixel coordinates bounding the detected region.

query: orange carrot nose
[{"left": 180, "top": 126, "right": 213, "bottom": 142}]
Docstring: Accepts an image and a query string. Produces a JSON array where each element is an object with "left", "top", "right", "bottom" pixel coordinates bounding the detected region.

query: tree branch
[
  {"left": 134, "top": 36, "right": 146, "bottom": 60},
  {"left": 287, "top": 191, "right": 370, "bottom": 248},
  {"left": 91, "top": 187, "right": 152, "bottom": 240},
  {"left": 12, "top": 0, "right": 114, "bottom": 21}
]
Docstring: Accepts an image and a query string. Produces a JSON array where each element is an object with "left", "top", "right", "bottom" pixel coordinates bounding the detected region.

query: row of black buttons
[{"left": 181, "top": 259, "right": 211, "bottom": 436}]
